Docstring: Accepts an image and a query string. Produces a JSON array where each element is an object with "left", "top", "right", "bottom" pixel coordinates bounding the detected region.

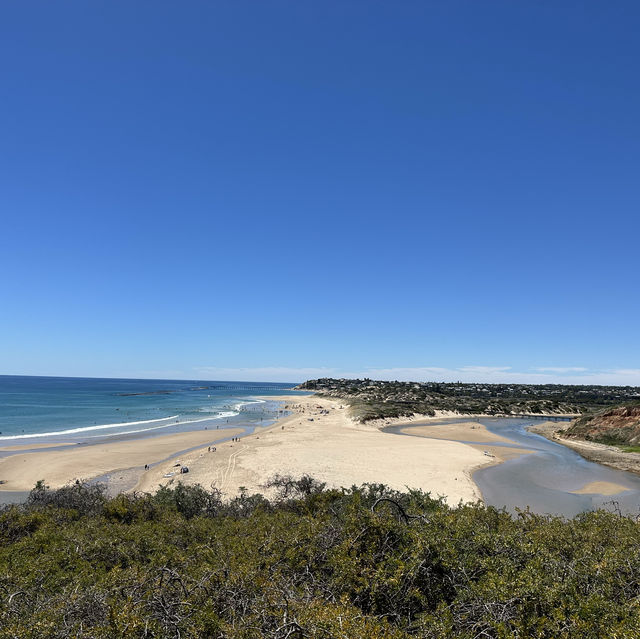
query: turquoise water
[{"left": 0, "top": 376, "right": 302, "bottom": 442}]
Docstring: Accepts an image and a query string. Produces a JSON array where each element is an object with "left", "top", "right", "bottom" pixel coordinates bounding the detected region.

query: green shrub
[{"left": 0, "top": 481, "right": 638, "bottom": 637}]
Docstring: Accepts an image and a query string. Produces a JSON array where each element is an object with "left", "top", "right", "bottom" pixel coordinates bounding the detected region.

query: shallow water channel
[{"left": 386, "top": 417, "right": 640, "bottom": 518}]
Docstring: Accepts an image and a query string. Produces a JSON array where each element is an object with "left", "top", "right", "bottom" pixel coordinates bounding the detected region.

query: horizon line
[{"left": 1, "top": 372, "right": 639, "bottom": 390}]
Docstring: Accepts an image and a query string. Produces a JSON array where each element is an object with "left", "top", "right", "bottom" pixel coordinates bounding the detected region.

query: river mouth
[{"left": 385, "top": 417, "right": 640, "bottom": 517}]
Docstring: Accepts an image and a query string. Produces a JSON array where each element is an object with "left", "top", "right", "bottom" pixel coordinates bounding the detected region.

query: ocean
[{"left": 0, "top": 375, "right": 302, "bottom": 443}]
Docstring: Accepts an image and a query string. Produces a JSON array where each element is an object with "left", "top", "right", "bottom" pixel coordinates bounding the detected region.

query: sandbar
[
  {"left": 0, "top": 442, "right": 77, "bottom": 451},
  {"left": 398, "top": 420, "right": 514, "bottom": 443},
  {"left": 397, "top": 420, "right": 533, "bottom": 465},
  {"left": 571, "top": 481, "right": 629, "bottom": 495},
  {"left": 0, "top": 428, "right": 244, "bottom": 491}
]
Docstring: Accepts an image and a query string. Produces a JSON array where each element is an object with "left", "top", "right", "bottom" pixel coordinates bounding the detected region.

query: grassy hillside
[
  {"left": 298, "top": 378, "right": 640, "bottom": 422},
  {"left": 565, "top": 403, "right": 640, "bottom": 447},
  {"left": 1, "top": 480, "right": 640, "bottom": 637}
]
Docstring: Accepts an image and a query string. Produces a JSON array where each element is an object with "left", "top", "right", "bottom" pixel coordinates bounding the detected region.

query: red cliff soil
[{"left": 566, "top": 404, "right": 640, "bottom": 445}]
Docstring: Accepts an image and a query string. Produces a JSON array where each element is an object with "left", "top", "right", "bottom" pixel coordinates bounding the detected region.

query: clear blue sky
[{"left": 1, "top": 2, "right": 639, "bottom": 385}]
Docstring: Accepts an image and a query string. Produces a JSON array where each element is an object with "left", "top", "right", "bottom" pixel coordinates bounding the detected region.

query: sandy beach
[
  {"left": 135, "top": 395, "right": 495, "bottom": 504},
  {"left": 0, "top": 442, "right": 77, "bottom": 451},
  {"left": 0, "top": 428, "right": 245, "bottom": 491},
  {"left": 397, "top": 420, "right": 514, "bottom": 443},
  {"left": 395, "top": 420, "right": 534, "bottom": 464},
  {"left": 0, "top": 395, "right": 539, "bottom": 504}
]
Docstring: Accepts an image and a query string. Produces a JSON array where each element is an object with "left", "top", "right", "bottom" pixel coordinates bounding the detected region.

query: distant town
[{"left": 298, "top": 378, "right": 640, "bottom": 421}]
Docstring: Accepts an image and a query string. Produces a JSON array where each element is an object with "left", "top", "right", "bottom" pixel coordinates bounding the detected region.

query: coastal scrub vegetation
[
  {"left": 1, "top": 479, "right": 640, "bottom": 637},
  {"left": 298, "top": 378, "right": 640, "bottom": 422}
]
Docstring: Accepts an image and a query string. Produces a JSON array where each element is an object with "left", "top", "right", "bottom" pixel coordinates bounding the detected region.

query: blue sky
[{"left": 1, "top": 2, "right": 639, "bottom": 385}]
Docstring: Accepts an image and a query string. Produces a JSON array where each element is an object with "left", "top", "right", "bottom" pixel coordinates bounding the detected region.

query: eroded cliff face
[{"left": 567, "top": 404, "right": 640, "bottom": 445}]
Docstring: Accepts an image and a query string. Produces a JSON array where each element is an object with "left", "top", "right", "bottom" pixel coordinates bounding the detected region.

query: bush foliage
[
  {"left": 298, "top": 378, "right": 640, "bottom": 421},
  {"left": 0, "top": 479, "right": 639, "bottom": 637}
]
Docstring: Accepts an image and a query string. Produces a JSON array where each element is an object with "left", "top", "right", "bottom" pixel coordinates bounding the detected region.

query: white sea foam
[
  {"left": 85, "top": 424, "right": 174, "bottom": 438},
  {"left": 39, "top": 410, "right": 241, "bottom": 442},
  {"left": 176, "top": 411, "right": 239, "bottom": 425},
  {"left": 0, "top": 415, "right": 181, "bottom": 441},
  {"left": 84, "top": 415, "right": 231, "bottom": 438},
  {"left": 0, "top": 408, "right": 242, "bottom": 443},
  {"left": 233, "top": 398, "right": 266, "bottom": 411}
]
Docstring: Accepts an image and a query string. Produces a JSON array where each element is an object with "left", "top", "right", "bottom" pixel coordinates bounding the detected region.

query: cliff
[{"left": 565, "top": 404, "right": 640, "bottom": 446}]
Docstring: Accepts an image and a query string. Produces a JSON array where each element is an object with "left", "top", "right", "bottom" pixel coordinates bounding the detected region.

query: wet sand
[
  {"left": 467, "top": 443, "right": 534, "bottom": 463},
  {"left": 398, "top": 420, "right": 513, "bottom": 443},
  {"left": 0, "top": 442, "right": 76, "bottom": 451},
  {"left": 396, "top": 420, "right": 535, "bottom": 465},
  {"left": 0, "top": 428, "right": 245, "bottom": 491},
  {"left": 572, "top": 481, "right": 628, "bottom": 495}
]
